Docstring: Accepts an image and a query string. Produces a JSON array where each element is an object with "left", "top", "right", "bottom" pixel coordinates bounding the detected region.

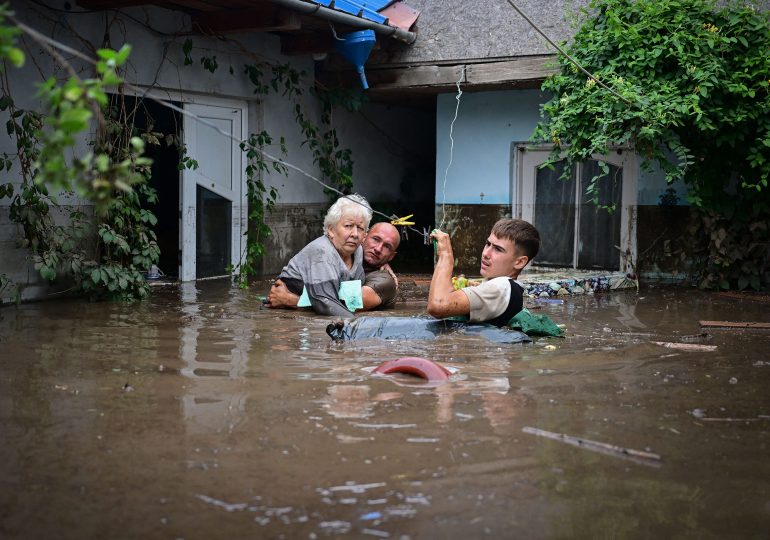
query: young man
[
  {"left": 267, "top": 221, "right": 401, "bottom": 311},
  {"left": 428, "top": 218, "right": 540, "bottom": 327}
]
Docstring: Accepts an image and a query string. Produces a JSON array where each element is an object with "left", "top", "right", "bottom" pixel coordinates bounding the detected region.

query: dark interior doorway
[
  {"left": 369, "top": 98, "right": 436, "bottom": 274},
  {"left": 118, "top": 95, "right": 182, "bottom": 278}
]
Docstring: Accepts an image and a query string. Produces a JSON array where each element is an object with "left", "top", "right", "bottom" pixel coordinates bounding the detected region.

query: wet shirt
[
  {"left": 278, "top": 235, "right": 365, "bottom": 318},
  {"left": 364, "top": 267, "right": 397, "bottom": 309},
  {"left": 460, "top": 276, "right": 524, "bottom": 327}
]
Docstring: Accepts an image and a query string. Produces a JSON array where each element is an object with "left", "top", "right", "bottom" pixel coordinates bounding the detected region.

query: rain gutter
[{"left": 268, "top": 0, "right": 417, "bottom": 44}]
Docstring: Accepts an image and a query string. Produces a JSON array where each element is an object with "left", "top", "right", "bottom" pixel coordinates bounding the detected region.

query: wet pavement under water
[{"left": 1, "top": 283, "right": 769, "bottom": 539}]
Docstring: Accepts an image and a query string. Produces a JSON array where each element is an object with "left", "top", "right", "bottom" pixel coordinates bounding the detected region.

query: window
[{"left": 514, "top": 145, "right": 636, "bottom": 271}]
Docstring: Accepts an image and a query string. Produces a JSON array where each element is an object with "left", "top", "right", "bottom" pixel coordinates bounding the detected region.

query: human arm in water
[
  {"left": 265, "top": 279, "right": 301, "bottom": 309},
  {"left": 266, "top": 278, "right": 385, "bottom": 311}
]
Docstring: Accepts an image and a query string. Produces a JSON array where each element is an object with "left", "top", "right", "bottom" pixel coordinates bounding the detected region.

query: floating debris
[
  {"left": 652, "top": 341, "right": 717, "bottom": 352},
  {"left": 352, "top": 423, "right": 417, "bottom": 429},
  {"left": 327, "top": 482, "right": 387, "bottom": 494},
  {"left": 319, "top": 521, "right": 351, "bottom": 534},
  {"left": 362, "top": 528, "right": 390, "bottom": 538},
  {"left": 700, "top": 320, "right": 770, "bottom": 330},
  {"left": 194, "top": 494, "right": 248, "bottom": 512},
  {"left": 522, "top": 426, "right": 662, "bottom": 467}
]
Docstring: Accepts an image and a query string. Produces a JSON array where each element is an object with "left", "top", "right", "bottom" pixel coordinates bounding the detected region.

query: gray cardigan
[{"left": 277, "top": 235, "right": 365, "bottom": 317}]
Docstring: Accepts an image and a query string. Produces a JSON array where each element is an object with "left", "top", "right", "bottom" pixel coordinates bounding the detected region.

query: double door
[{"left": 515, "top": 146, "right": 636, "bottom": 271}]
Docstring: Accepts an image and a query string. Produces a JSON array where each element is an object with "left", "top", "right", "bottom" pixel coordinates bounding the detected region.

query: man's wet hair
[{"left": 491, "top": 218, "right": 540, "bottom": 260}]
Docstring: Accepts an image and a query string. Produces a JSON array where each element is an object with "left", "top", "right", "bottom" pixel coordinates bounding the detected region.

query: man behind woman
[
  {"left": 267, "top": 193, "right": 541, "bottom": 327},
  {"left": 269, "top": 194, "right": 372, "bottom": 318}
]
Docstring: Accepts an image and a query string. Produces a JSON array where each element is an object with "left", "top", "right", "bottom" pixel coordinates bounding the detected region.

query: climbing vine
[
  {"left": 0, "top": 59, "right": 160, "bottom": 301},
  {"left": 235, "top": 130, "right": 285, "bottom": 286},
  {"left": 532, "top": 0, "right": 770, "bottom": 290},
  {"left": 0, "top": 4, "right": 364, "bottom": 301},
  {"left": 186, "top": 35, "right": 364, "bottom": 286},
  {"left": 0, "top": 2, "right": 161, "bottom": 301}
]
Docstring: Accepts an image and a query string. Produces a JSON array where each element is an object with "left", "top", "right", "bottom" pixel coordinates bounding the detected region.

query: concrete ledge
[
  {"left": 520, "top": 270, "right": 638, "bottom": 297},
  {"left": 396, "top": 268, "right": 639, "bottom": 302}
]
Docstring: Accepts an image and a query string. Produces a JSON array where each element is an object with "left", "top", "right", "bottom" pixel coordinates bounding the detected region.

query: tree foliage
[{"left": 533, "top": 0, "right": 770, "bottom": 289}]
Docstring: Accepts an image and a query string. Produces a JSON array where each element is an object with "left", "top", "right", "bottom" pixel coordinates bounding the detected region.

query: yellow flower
[{"left": 586, "top": 78, "right": 596, "bottom": 88}]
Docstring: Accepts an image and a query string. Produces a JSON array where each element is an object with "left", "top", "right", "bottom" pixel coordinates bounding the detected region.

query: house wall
[
  {"left": 261, "top": 98, "right": 437, "bottom": 277},
  {"left": 1, "top": 2, "right": 419, "bottom": 302},
  {"left": 435, "top": 87, "right": 689, "bottom": 276}
]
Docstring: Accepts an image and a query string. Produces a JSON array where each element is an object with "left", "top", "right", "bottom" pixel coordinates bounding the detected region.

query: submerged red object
[{"left": 373, "top": 357, "right": 452, "bottom": 381}]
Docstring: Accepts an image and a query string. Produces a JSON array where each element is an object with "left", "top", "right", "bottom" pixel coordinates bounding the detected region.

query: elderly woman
[{"left": 267, "top": 194, "right": 372, "bottom": 317}]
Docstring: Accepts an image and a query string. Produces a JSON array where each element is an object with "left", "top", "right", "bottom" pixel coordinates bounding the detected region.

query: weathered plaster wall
[
  {"left": 1, "top": 2, "right": 417, "bottom": 301},
  {"left": 434, "top": 86, "right": 691, "bottom": 274},
  {"left": 436, "top": 88, "right": 545, "bottom": 205},
  {"left": 261, "top": 203, "right": 328, "bottom": 277},
  {"left": 336, "top": 101, "right": 435, "bottom": 204},
  {"left": 435, "top": 204, "right": 511, "bottom": 275}
]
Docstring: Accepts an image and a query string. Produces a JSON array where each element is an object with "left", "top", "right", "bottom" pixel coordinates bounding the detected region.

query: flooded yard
[{"left": 1, "top": 283, "right": 769, "bottom": 538}]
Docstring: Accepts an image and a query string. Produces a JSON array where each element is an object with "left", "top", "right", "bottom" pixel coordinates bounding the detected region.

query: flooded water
[{"left": 1, "top": 282, "right": 769, "bottom": 539}]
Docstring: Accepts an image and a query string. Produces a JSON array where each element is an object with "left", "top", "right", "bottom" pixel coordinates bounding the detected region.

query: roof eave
[{"left": 268, "top": 0, "right": 417, "bottom": 44}]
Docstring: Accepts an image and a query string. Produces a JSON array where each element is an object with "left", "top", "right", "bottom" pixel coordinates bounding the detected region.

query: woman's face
[{"left": 327, "top": 213, "right": 366, "bottom": 259}]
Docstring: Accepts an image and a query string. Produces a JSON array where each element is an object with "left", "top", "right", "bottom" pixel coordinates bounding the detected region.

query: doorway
[
  {"left": 115, "top": 94, "right": 181, "bottom": 278},
  {"left": 181, "top": 101, "right": 247, "bottom": 281}
]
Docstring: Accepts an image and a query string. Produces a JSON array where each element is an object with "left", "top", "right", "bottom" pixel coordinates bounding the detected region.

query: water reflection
[
  {"left": 179, "top": 282, "right": 252, "bottom": 434},
  {"left": 1, "top": 284, "right": 769, "bottom": 539}
]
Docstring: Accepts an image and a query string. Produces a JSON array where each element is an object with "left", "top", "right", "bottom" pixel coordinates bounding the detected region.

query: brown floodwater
[{"left": 1, "top": 282, "right": 769, "bottom": 539}]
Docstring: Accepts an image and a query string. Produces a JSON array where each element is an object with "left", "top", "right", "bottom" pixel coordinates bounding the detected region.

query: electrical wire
[
  {"left": 437, "top": 65, "right": 465, "bottom": 231},
  {"left": 9, "top": 14, "right": 429, "bottom": 239},
  {"left": 504, "top": 0, "right": 634, "bottom": 106}
]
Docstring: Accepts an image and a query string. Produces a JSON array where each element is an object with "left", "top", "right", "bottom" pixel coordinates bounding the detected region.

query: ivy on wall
[
  {"left": 0, "top": 2, "right": 158, "bottom": 303},
  {"left": 0, "top": 3, "right": 363, "bottom": 300}
]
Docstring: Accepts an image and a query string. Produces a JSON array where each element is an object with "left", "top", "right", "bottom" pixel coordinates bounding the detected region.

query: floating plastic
[{"left": 373, "top": 357, "right": 452, "bottom": 381}]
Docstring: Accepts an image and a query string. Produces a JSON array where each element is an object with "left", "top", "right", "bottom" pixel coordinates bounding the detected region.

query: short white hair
[{"left": 323, "top": 194, "right": 373, "bottom": 232}]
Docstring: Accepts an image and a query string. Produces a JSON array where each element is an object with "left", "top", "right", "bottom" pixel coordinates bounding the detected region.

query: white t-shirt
[{"left": 461, "top": 276, "right": 524, "bottom": 324}]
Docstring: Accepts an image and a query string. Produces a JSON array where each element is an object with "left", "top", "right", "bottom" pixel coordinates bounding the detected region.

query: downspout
[{"left": 268, "top": 0, "right": 417, "bottom": 44}]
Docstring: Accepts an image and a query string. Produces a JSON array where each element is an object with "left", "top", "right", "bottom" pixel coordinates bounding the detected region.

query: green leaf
[
  {"left": 6, "top": 47, "right": 24, "bottom": 68},
  {"left": 40, "top": 266, "right": 56, "bottom": 281},
  {"left": 58, "top": 108, "right": 92, "bottom": 132},
  {"left": 114, "top": 45, "right": 132, "bottom": 66}
]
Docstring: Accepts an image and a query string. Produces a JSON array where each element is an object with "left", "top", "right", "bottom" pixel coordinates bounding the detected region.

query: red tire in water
[{"left": 373, "top": 357, "right": 452, "bottom": 381}]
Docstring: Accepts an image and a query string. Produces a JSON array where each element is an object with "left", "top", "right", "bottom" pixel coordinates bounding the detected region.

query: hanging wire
[
  {"left": 437, "top": 65, "right": 466, "bottom": 231},
  {"left": 503, "top": 0, "right": 634, "bottom": 106},
  {"left": 328, "top": 21, "right": 345, "bottom": 41}
]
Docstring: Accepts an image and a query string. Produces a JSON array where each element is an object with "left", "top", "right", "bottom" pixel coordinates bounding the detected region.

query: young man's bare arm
[{"left": 427, "top": 230, "right": 470, "bottom": 319}]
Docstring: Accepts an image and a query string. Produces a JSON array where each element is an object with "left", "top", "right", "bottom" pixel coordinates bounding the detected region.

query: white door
[
  {"left": 514, "top": 145, "right": 637, "bottom": 272},
  {"left": 181, "top": 102, "right": 247, "bottom": 281}
]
